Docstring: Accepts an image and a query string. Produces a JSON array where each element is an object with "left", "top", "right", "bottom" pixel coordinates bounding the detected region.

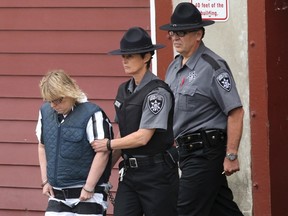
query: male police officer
[{"left": 160, "top": 3, "right": 244, "bottom": 216}]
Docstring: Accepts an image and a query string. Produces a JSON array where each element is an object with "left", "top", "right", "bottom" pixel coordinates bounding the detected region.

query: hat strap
[
  {"left": 170, "top": 23, "right": 201, "bottom": 28},
  {"left": 121, "top": 44, "right": 154, "bottom": 52}
]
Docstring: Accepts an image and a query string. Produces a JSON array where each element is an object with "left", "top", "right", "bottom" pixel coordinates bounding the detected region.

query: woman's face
[
  {"left": 49, "top": 97, "right": 74, "bottom": 115},
  {"left": 121, "top": 53, "right": 148, "bottom": 76}
]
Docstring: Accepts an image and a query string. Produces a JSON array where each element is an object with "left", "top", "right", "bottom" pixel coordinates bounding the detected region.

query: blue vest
[{"left": 41, "top": 102, "right": 111, "bottom": 187}]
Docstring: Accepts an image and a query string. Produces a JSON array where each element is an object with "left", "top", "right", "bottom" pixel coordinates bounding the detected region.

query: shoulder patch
[
  {"left": 148, "top": 93, "right": 165, "bottom": 115},
  {"left": 216, "top": 72, "right": 232, "bottom": 92}
]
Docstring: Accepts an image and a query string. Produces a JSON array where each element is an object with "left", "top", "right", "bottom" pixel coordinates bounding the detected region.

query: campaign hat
[
  {"left": 109, "top": 27, "right": 165, "bottom": 55},
  {"left": 159, "top": 2, "right": 214, "bottom": 31}
]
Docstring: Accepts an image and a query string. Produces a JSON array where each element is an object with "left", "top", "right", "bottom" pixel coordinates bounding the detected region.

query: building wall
[
  {"left": 247, "top": 1, "right": 271, "bottom": 215},
  {"left": 0, "top": 1, "right": 150, "bottom": 215},
  {"left": 265, "top": 0, "right": 288, "bottom": 215},
  {"left": 248, "top": 0, "right": 288, "bottom": 215}
]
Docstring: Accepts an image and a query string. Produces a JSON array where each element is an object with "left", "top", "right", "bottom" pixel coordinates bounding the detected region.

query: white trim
[{"left": 150, "top": 0, "right": 157, "bottom": 75}]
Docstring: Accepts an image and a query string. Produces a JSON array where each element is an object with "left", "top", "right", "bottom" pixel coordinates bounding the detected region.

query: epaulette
[{"left": 202, "top": 54, "right": 220, "bottom": 71}]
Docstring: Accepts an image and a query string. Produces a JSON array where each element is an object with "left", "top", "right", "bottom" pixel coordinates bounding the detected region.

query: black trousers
[
  {"left": 114, "top": 162, "right": 179, "bottom": 216},
  {"left": 177, "top": 143, "right": 244, "bottom": 216}
]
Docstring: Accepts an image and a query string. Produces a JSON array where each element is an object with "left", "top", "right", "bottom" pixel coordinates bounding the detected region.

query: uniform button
[{"left": 212, "top": 136, "right": 215, "bottom": 139}]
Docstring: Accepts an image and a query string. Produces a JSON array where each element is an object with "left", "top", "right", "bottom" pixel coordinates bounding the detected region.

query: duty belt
[
  {"left": 122, "top": 152, "right": 165, "bottom": 169},
  {"left": 176, "top": 129, "right": 226, "bottom": 151}
]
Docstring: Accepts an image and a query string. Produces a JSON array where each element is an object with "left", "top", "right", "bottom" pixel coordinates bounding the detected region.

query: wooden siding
[{"left": 0, "top": 1, "right": 150, "bottom": 215}]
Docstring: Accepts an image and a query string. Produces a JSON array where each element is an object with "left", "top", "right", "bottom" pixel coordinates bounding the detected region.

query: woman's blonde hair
[{"left": 39, "top": 69, "right": 86, "bottom": 103}]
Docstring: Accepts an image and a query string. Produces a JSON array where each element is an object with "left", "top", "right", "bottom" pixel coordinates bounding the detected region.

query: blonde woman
[{"left": 36, "top": 70, "right": 113, "bottom": 216}]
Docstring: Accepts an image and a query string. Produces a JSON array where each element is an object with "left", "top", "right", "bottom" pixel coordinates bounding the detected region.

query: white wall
[{"left": 169, "top": 1, "right": 252, "bottom": 215}]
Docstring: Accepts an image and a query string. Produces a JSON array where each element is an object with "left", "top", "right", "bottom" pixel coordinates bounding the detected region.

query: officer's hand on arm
[
  {"left": 91, "top": 138, "right": 110, "bottom": 152},
  {"left": 92, "top": 129, "right": 155, "bottom": 152}
]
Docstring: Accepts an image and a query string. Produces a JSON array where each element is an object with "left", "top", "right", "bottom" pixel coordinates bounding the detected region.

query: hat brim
[
  {"left": 108, "top": 44, "right": 165, "bottom": 55},
  {"left": 159, "top": 20, "right": 215, "bottom": 31}
]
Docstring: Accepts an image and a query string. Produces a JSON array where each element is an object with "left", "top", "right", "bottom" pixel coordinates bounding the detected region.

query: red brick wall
[{"left": 0, "top": 1, "right": 149, "bottom": 215}]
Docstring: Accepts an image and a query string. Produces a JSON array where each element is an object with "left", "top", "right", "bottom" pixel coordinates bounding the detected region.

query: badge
[
  {"left": 187, "top": 71, "right": 197, "bottom": 82},
  {"left": 148, "top": 94, "right": 164, "bottom": 115},
  {"left": 216, "top": 72, "right": 231, "bottom": 92},
  {"left": 114, "top": 100, "right": 122, "bottom": 108}
]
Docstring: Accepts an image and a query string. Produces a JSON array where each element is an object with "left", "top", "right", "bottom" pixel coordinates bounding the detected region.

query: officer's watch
[{"left": 226, "top": 153, "right": 238, "bottom": 161}]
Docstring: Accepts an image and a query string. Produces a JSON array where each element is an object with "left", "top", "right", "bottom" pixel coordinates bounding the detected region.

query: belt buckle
[{"left": 129, "top": 158, "right": 138, "bottom": 168}]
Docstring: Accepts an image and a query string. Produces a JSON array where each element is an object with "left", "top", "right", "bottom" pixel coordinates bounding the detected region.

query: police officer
[
  {"left": 92, "top": 27, "right": 179, "bottom": 216},
  {"left": 160, "top": 3, "right": 244, "bottom": 216}
]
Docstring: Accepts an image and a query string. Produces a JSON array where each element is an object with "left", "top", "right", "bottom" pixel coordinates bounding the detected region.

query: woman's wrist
[
  {"left": 41, "top": 179, "right": 48, "bottom": 187},
  {"left": 83, "top": 186, "right": 94, "bottom": 193}
]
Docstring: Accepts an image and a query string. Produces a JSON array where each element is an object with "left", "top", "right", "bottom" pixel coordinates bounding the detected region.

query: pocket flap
[{"left": 62, "top": 127, "right": 84, "bottom": 142}]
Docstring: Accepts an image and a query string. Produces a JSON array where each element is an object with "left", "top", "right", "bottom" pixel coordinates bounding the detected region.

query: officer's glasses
[
  {"left": 49, "top": 97, "right": 64, "bottom": 105},
  {"left": 168, "top": 29, "right": 199, "bottom": 37}
]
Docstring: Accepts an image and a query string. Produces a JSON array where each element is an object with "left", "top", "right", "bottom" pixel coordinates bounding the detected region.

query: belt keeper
[{"left": 106, "top": 139, "right": 112, "bottom": 151}]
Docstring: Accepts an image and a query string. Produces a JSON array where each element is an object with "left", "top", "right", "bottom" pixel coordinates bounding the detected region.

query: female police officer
[{"left": 92, "top": 27, "right": 179, "bottom": 216}]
